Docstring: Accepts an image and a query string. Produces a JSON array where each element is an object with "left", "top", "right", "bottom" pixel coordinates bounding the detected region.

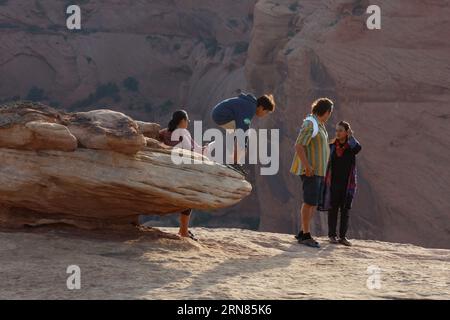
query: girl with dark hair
[
  {"left": 319, "top": 121, "right": 362, "bottom": 246},
  {"left": 159, "top": 110, "right": 202, "bottom": 151},
  {"left": 159, "top": 109, "right": 204, "bottom": 241}
]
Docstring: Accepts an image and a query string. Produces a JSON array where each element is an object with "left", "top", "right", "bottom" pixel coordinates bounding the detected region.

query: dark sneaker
[
  {"left": 329, "top": 236, "right": 339, "bottom": 244},
  {"left": 188, "top": 230, "right": 199, "bottom": 242},
  {"left": 297, "top": 232, "right": 319, "bottom": 245},
  {"left": 300, "top": 238, "right": 320, "bottom": 248},
  {"left": 339, "top": 237, "right": 352, "bottom": 247}
]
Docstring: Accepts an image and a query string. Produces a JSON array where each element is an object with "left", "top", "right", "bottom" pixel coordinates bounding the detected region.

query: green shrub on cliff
[
  {"left": 70, "top": 82, "right": 121, "bottom": 110},
  {"left": 26, "top": 86, "right": 46, "bottom": 102},
  {"left": 123, "top": 77, "right": 139, "bottom": 92}
]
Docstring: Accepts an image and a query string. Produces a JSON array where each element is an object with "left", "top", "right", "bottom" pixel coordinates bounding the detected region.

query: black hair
[
  {"left": 168, "top": 110, "right": 188, "bottom": 132},
  {"left": 311, "top": 98, "right": 334, "bottom": 116},
  {"left": 337, "top": 120, "right": 351, "bottom": 131},
  {"left": 257, "top": 94, "right": 276, "bottom": 112}
]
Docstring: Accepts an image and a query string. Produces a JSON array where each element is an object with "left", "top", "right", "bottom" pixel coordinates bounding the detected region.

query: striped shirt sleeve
[{"left": 295, "top": 120, "right": 313, "bottom": 146}]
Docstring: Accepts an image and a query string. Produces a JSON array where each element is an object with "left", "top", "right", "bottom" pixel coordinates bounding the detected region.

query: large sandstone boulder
[
  {"left": 136, "top": 121, "right": 161, "bottom": 139},
  {"left": 0, "top": 102, "right": 252, "bottom": 229},
  {"left": 67, "top": 109, "right": 146, "bottom": 154},
  {"left": 0, "top": 101, "right": 148, "bottom": 154},
  {"left": 0, "top": 101, "right": 77, "bottom": 151}
]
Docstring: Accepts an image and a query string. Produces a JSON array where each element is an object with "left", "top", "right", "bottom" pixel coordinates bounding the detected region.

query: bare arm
[{"left": 295, "top": 144, "right": 313, "bottom": 177}]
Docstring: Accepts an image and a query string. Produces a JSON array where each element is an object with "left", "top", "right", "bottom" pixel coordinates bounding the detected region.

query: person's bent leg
[
  {"left": 222, "top": 124, "right": 236, "bottom": 164},
  {"left": 179, "top": 209, "right": 192, "bottom": 237}
]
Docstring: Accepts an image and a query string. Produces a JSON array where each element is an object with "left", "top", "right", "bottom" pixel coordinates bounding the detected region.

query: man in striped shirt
[{"left": 291, "top": 98, "right": 334, "bottom": 248}]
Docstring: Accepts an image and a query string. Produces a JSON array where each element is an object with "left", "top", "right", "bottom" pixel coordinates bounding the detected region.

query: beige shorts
[{"left": 219, "top": 120, "right": 236, "bottom": 130}]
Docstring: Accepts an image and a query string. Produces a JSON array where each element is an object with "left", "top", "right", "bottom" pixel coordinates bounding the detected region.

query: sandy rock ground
[{"left": 0, "top": 227, "right": 448, "bottom": 300}]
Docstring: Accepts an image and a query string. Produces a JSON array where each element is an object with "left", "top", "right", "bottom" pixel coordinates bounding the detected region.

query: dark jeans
[
  {"left": 328, "top": 182, "right": 350, "bottom": 238},
  {"left": 328, "top": 206, "right": 350, "bottom": 238}
]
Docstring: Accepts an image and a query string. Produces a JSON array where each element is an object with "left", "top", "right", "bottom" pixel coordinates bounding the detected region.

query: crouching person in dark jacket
[{"left": 319, "top": 121, "right": 362, "bottom": 246}]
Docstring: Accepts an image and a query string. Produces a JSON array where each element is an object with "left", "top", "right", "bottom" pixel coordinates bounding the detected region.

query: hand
[
  {"left": 305, "top": 165, "right": 314, "bottom": 177},
  {"left": 329, "top": 138, "right": 336, "bottom": 144}
]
